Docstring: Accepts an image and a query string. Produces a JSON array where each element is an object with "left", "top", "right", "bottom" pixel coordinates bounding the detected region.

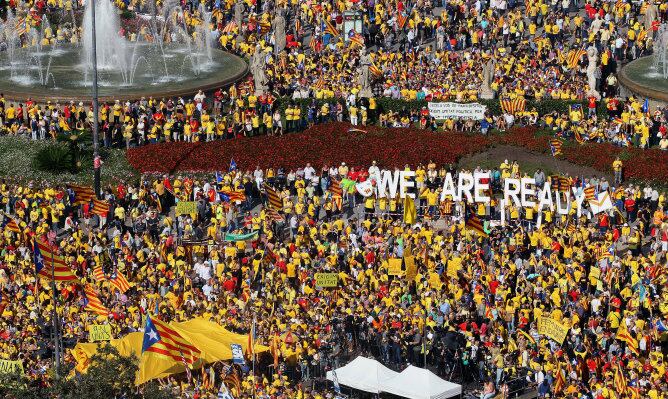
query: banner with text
[
  {"left": 0, "top": 360, "right": 24, "bottom": 374},
  {"left": 428, "top": 102, "right": 487, "bottom": 120},
  {"left": 88, "top": 324, "right": 113, "bottom": 342},
  {"left": 315, "top": 273, "right": 339, "bottom": 287},
  {"left": 538, "top": 317, "right": 569, "bottom": 344}
]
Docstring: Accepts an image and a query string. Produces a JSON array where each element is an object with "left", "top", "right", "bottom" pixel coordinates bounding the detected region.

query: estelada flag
[
  {"left": 33, "top": 239, "right": 77, "bottom": 281},
  {"left": 109, "top": 270, "right": 131, "bottom": 293},
  {"left": 141, "top": 314, "right": 201, "bottom": 366},
  {"left": 82, "top": 284, "right": 110, "bottom": 316}
]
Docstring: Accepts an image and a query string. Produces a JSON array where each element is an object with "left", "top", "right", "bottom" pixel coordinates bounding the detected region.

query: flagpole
[
  {"left": 252, "top": 315, "right": 256, "bottom": 399},
  {"left": 51, "top": 249, "right": 61, "bottom": 378}
]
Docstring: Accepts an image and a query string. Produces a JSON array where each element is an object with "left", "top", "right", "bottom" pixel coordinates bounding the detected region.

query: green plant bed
[{"left": 0, "top": 136, "right": 138, "bottom": 185}]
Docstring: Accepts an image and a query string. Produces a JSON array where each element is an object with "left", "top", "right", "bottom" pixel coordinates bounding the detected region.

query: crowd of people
[
  {"left": 0, "top": 0, "right": 667, "bottom": 149},
  {"left": 0, "top": 160, "right": 667, "bottom": 398},
  {"left": 0, "top": 0, "right": 668, "bottom": 398}
]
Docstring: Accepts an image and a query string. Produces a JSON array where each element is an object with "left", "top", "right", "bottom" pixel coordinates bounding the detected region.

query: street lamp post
[{"left": 90, "top": 0, "right": 101, "bottom": 198}]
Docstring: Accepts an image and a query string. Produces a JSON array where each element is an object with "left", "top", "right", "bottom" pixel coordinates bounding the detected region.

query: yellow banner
[
  {"left": 404, "top": 256, "right": 417, "bottom": 281},
  {"left": 88, "top": 324, "right": 113, "bottom": 342},
  {"left": 175, "top": 201, "right": 198, "bottom": 215},
  {"left": 314, "top": 273, "right": 338, "bottom": 287},
  {"left": 538, "top": 317, "right": 568, "bottom": 344},
  {"left": 388, "top": 258, "right": 403, "bottom": 276},
  {"left": 0, "top": 360, "right": 24, "bottom": 374}
]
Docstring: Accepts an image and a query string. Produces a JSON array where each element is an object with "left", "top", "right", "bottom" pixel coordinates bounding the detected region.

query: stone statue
[
  {"left": 272, "top": 9, "right": 286, "bottom": 54},
  {"left": 357, "top": 48, "right": 373, "bottom": 98},
  {"left": 644, "top": 3, "right": 659, "bottom": 32},
  {"left": 479, "top": 57, "right": 496, "bottom": 99},
  {"left": 250, "top": 45, "right": 268, "bottom": 95},
  {"left": 234, "top": 1, "right": 244, "bottom": 29},
  {"left": 586, "top": 45, "right": 600, "bottom": 99}
]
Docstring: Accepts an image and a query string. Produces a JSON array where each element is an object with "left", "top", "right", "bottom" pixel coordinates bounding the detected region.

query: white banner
[
  {"left": 356, "top": 180, "right": 374, "bottom": 197},
  {"left": 589, "top": 191, "right": 613, "bottom": 215},
  {"left": 427, "top": 102, "right": 487, "bottom": 120}
]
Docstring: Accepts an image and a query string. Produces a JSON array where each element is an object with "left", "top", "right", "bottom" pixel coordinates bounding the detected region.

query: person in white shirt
[{"left": 303, "top": 163, "right": 316, "bottom": 183}]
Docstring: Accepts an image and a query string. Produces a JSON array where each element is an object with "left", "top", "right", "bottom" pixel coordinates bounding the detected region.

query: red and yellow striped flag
[
  {"left": 83, "top": 284, "right": 110, "bottom": 316},
  {"left": 329, "top": 178, "right": 343, "bottom": 197},
  {"left": 500, "top": 97, "right": 526, "bottom": 114},
  {"left": 67, "top": 184, "right": 95, "bottom": 205},
  {"left": 142, "top": 314, "right": 201, "bottom": 365},
  {"left": 324, "top": 18, "right": 339, "bottom": 36},
  {"left": 33, "top": 239, "right": 77, "bottom": 281},
  {"left": 109, "top": 270, "right": 131, "bottom": 293},
  {"left": 263, "top": 184, "right": 283, "bottom": 210}
]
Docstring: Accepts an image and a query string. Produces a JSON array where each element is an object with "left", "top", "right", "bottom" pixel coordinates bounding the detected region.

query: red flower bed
[
  {"left": 126, "top": 122, "right": 492, "bottom": 173},
  {"left": 126, "top": 123, "right": 668, "bottom": 185},
  {"left": 501, "top": 126, "right": 668, "bottom": 185}
]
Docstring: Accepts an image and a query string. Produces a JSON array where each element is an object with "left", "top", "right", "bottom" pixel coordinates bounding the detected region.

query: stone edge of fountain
[
  {"left": 0, "top": 54, "right": 248, "bottom": 104},
  {"left": 619, "top": 56, "right": 668, "bottom": 105}
]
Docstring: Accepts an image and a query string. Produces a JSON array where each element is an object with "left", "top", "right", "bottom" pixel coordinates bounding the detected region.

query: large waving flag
[
  {"left": 82, "top": 284, "right": 110, "bottom": 316},
  {"left": 67, "top": 184, "right": 95, "bottom": 205},
  {"left": 142, "top": 314, "right": 201, "bottom": 366},
  {"left": 33, "top": 239, "right": 77, "bottom": 281}
]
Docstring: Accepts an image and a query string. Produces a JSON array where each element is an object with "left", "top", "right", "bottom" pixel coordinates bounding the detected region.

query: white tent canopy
[
  {"left": 381, "top": 365, "right": 462, "bottom": 399},
  {"left": 326, "top": 356, "right": 399, "bottom": 393}
]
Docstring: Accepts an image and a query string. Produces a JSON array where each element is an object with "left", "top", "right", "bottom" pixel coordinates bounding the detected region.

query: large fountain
[
  {"left": 0, "top": 0, "right": 246, "bottom": 102},
  {"left": 619, "top": 24, "right": 668, "bottom": 103}
]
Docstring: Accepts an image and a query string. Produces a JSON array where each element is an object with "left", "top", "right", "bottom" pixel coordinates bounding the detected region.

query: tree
[
  {"left": 54, "top": 344, "right": 173, "bottom": 399},
  {"left": 0, "top": 345, "right": 174, "bottom": 399}
]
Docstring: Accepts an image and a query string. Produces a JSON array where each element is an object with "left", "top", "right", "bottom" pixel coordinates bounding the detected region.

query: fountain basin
[
  {"left": 0, "top": 43, "right": 247, "bottom": 102},
  {"left": 619, "top": 55, "right": 668, "bottom": 104}
]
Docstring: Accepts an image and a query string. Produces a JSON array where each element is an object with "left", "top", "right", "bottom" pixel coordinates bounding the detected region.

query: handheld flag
[
  {"left": 263, "top": 184, "right": 283, "bottom": 210},
  {"left": 230, "top": 343, "right": 245, "bottom": 365},
  {"left": 403, "top": 196, "right": 416, "bottom": 225},
  {"left": 549, "top": 139, "right": 563, "bottom": 156},
  {"left": 217, "top": 381, "right": 235, "bottom": 399},
  {"left": 92, "top": 266, "right": 106, "bottom": 281},
  {"left": 500, "top": 97, "right": 526, "bottom": 114},
  {"left": 33, "top": 239, "right": 77, "bottom": 281},
  {"left": 324, "top": 18, "right": 339, "bottom": 36},
  {"left": 328, "top": 178, "right": 343, "bottom": 197},
  {"left": 82, "top": 284, "right": 111, "bottom": 316},
  {"left": 229, "top": 159, "right": 237, "bottom": 172},
  {"left": 91, "top": 198, "right": 110, "bottom": 217},
  {"left": 67, "top": 184, "right": 95, "bottom": 205},
  {"left": 109, "top": 270, "right": 131, "bottom": 293},
  {"left": 642, "top": 98, "right": 649, "bottom": 116}
]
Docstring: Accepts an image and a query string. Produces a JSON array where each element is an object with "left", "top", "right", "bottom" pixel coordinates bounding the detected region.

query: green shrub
[{"left": 32, "top": 144, "right": 74, "bottom": 173}]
